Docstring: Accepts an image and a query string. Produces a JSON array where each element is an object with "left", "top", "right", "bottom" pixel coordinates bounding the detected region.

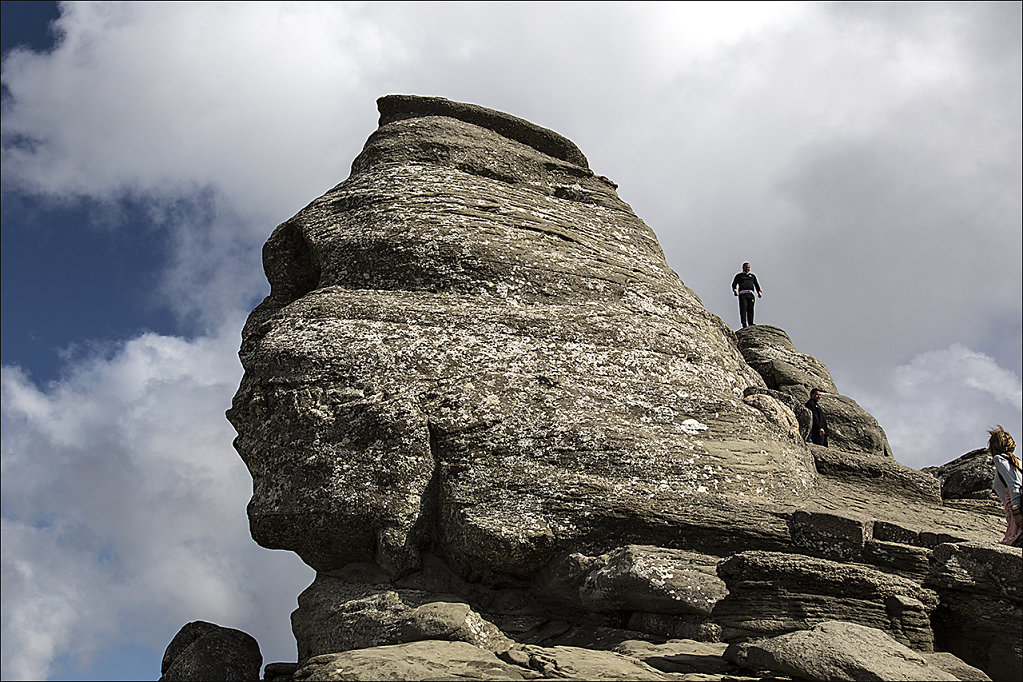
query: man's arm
[
  {"left": 731, "top": 274, "right": 740, "bottom": 295},
  {"left": 753, "top": 274, "right": 762, "bottom": 297}
]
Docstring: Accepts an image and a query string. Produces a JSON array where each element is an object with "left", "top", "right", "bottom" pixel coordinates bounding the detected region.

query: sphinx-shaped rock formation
[
  {"left": 217, "top": 95, "right": 1020, "bottom": 681},
  {"left": 227, "top": 94, "right": 818, "bottom": 581}
]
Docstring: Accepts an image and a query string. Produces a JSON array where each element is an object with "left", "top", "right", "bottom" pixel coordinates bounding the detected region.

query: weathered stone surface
[
  {"left": 291, "top": 576, "right": 511, "bottom": 663},
  {"left": 926, "top": 542, "right": 1022, "bottom": 681},
  {"left": 743, "top": 386, "right": 812, "bottom": 441},
  {"left": 228, "top": 94, "right": 820, "bottom": 581},
  {"left": 724, "top": 621, "right": 958, "bottom": 681},
  {"left": 736, "top": 325, "right": 893, "bottom": 459},
  {"left": 577, "top": 545, "right": 727, "bottom": 617},
  {"left": 612, "top": 639, "right": 733, "bottom": 675},
  {"left": 861, "top": 539, "right": 931, "bottom": 582},
  {"left": 500, "top": 644, "right": 675, "bottom": 680},
  {"left": 160, "top": 620, "right": 261, "bottom": 682},
  {"left": 788, "top": 511, "right": 869, "bottom": 562},
  {"left": 294, "top": 641, "right": 534, "bottom": 681},
  {"left": 922, "top": 448, "right": 999, "bottom": 500},
  {"left": 922, "top": 652, "right": 993, "bottom": 682},
  {"left": 714, "top": 551, "right": 937, "bottom": 650},
  {"left": 926, "top": 541, "right": 1022, "bottom": 603},
  {"left": 626, "top": 612, "right": 724, "bottom": 643},
  {"left": 811, "top": 447, "right": 941, "bottom": 502},
  {"left": 734, "top": 325, "right": 837, "bottom": 394}
]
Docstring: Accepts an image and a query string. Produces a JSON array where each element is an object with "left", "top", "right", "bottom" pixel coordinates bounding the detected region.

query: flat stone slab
[{"left": 724, "top": 621, "right": 958, "bottom": 681}]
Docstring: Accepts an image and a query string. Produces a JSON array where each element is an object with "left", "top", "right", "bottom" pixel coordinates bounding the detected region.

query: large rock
[
  {"left": 736, "top": 324, "right": 893, "bottom": 459},
  {"left": 724, "top": 621, "right": 959, "bottom": 681},
  {"left": 925, "top": 542, "right": 1022, "bottom": 681},
  {"left": 291, "top": 575, "right": 511, "bottom": 663},
  {"left": 160, "top": 621, "right": 261, "bottom": 682},
  {"left": 542, "top": 545, "right": 727, "bottom": 617},
  {"left": 923, "top": 448, "right": 999, "bottom": 500},
  {"left": 227, "top": 94, "right": 818, "bottom": 580},
  {"left": 714, "top": 551, "right": 938, "bottom": 650}
]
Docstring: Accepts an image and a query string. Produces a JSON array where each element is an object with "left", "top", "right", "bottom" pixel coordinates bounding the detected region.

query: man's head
[
  {"left": 742, "top": 262, "right": 750, "bottom": 273},
  {"left": 809, "top": 388, "right": 821, "bottom": 402}
]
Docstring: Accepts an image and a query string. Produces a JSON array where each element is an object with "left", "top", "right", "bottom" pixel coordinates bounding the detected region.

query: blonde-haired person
[{"left": 990, "top": 425, "right": 1022, "bottom": 547}]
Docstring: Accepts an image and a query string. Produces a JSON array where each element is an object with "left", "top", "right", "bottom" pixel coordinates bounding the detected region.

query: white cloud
[
  {"left": 1, "top": 323, "right": 312, "bottom": 680},
  {"left": 847, "top": 344, "right": 1023, "bottom": 470},
  {"left": 1, "top": 1, "right": 401, "bottom": 222}
]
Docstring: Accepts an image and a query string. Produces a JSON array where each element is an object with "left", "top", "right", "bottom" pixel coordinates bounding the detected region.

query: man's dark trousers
[{"left": 739, "top": 293, "right": 756, "bottom": 327}]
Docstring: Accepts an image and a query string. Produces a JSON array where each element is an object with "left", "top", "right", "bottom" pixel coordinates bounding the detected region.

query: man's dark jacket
[
  {"left": 731, "top": 272, "right": 761, "bottom": 295},
  {"left": 805, "top": 398, "right": 829, "bottom": 447}
]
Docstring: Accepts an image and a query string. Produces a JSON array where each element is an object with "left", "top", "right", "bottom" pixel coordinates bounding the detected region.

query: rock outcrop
[
  {"left": 736, "top": 324, "right": 894, "bottom": 459},
  {"left": 924, "top": 448, "right": 1000, "bottom": 501},
  {"left": 160, "top": 621, "right": 262, "bottom": 682},
  {"left": 200, "top": 95, "right": 1021, "bottom": 682}
]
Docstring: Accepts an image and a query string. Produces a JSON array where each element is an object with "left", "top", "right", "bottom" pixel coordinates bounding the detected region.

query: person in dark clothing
[
  {"left": 805, "top": 388, "right": 829, "bottom": 446},
  {"left": 731, "top": 262, "right": 762, "bottom": 328}
]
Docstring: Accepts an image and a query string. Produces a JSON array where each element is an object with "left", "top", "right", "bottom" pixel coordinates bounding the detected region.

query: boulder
[
  {"left": 160, "top": 621, "right": 261, "bottom": 682},
  {"left": 724, "top": 621, "right": 958, "bottom": 681},
  {"left": 714, "top": 551, "right": 937, "bottom": 650},
  {"left": 736, "top": 325, "right": 893, "bottom": 459},
  {"left": 576, "top": 545, "right": 727, "bottom": 617},
  {"left": 291, "top": 575, "right": 511, "bottom": 663},
  {"left": 922, "top": 448, "right": 999, "bottom": 500},
  {"left": 733, "top": 325, "right": 837, "bottom": 394}
]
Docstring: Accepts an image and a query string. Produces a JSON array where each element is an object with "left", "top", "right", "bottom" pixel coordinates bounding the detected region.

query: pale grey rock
[
  {"left": 160, "top": 621, "right": 261, "bottom": 682},
  {"left": 733, "top": 325, "right": 838, "bottom": 394},
  {"left": 724, "top": 621, "right": 958, "bottom": 681},
  {"left": 735, "top": 325, "right": 893, "bottom": 459},
  {"left": 743, "top": 386, "right": 812, "bottom": 441},
  {"left": 227, "top": 94, "right": 819, "bottom": 582},
  {"left": 291, "top": 576, "right": 511, "bottom": 664},
  {"left": 294, "top": 641, "right": 534, "bottom": 681},
  {"left": 714, "top": 551, "right": 937, "bottom": 650},
  {"left": 811, "top": 447, "right": 941, "bottom": 502},
  {"left": 577, "top": 545, "right": 727, "bottom": 617}
]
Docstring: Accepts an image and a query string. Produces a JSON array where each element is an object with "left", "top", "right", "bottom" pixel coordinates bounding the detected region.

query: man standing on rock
[
  {"left": 805, "top": 389, "right": 829, "bottom": 446},
  {"left": 731, "top": 262, "right": 762, "bottom": 328}
]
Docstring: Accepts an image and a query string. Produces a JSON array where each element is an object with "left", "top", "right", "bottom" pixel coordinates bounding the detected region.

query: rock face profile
[{"left": 204, "top": 95, "right": 1020, "bottom": 681}]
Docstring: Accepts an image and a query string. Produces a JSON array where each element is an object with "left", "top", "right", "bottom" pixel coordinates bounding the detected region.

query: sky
[{"left": 1, "top": 2, "right": 1020, "bottom": 680}]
